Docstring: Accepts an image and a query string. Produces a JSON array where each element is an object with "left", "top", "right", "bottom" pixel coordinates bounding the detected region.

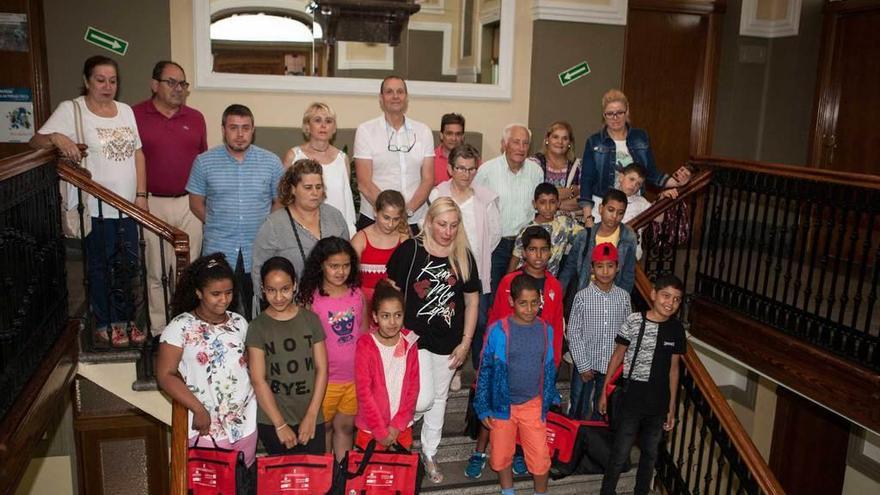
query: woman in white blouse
[{"left": 283, "top": 102, "right": 357, "bottom": 236}]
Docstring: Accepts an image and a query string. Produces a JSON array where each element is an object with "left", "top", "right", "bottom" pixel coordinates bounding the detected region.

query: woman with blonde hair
[
  {"left": 578, "top": 89, "right": 691, "bottom": 225},
  {"left": 385, "top": 197, "right": 481, "bottom": 483},
  {"left": 531, "top": 121, "right": 581, "bottom": 217},
  {"left": 283, "top": 102, "right": 357, "bottom": 236}
]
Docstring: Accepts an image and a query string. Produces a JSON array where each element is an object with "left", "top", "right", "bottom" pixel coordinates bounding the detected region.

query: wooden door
[
  {"left": 622, "top": 0, "right": 725, "bottom": 176},
  {"left": 810, "top": 1, "right": 880, "bottom": 175}
]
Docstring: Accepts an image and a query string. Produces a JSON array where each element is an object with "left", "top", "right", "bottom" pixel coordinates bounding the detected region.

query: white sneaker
[{"left": 450, "top": 370, "right": 462, "bottom": 392}]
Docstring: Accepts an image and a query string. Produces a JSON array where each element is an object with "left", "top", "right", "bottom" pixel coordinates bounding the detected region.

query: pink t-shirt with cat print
[{"left": 311, "top": 287, "right": 364, "bottom": 383}]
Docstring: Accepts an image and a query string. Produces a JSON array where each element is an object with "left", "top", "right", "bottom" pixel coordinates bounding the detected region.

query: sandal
[
  {"left": 93, "top": 326, "right": 110, "bottom": 348},
  {"left": 111, "top": 322, "right": 130, "bottom": 348},
  {"left": 421, "top": 453, "right": 444, "bottom": 484},
  {"left": 129, "top": 322, "right": 146, "bottom": 347}
]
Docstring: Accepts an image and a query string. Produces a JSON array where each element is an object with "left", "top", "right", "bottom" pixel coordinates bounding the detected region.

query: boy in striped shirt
[{"left": 567, "top": 242, "right": 631, "bottom": 420}]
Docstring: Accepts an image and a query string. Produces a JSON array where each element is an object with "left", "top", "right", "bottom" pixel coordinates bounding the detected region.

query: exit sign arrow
[
  {"left": 84, "top": 27, "right": 129, "bottom": 56},
  {"left": 558, "top": 61, "right": 591, "bottom": 87}
]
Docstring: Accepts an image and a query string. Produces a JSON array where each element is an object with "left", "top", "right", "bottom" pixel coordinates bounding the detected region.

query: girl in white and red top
[
  {"left": 297, "top": 236, "right": 368, "bottom": 461},
  {"left": 351, "top": 190, "right": 410, "bottom": 304},
  {"left": 355, "top": 280, "right": 420, "bottom": 450}
]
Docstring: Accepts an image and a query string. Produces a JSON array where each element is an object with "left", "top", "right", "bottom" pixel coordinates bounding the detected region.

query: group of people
[{"left": 32, "top": 55, "right": 695, "bottom": 495}]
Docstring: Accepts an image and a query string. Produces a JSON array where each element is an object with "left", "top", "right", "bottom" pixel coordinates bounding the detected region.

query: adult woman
[
  {"left": 30, "top": 55, "right": 147, "bottom": 348},
  {"left": 283, "top": 102, "right": 357, "bottom": 236},
  {"left": 579, "top": 89, "right": 691, "bottom": 224},
  {"left": 385, "top": 198, "right": 481, "bottom": 483},
  {"left": 351, "top": 189, "right": 410, "bottom": 303},
  {"left": 530, "top": 121, "right": 581, "bottom": 217},
  {"left": 429, "top": 143, "right": 500, "bottom": 390},
  {"left": 252, "top": 159, "right": 350, "bottom": 291}
]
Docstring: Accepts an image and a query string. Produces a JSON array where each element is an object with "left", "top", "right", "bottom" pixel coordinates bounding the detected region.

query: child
[
  {"left": 597, "top": 275, "right": 687, "bottom": 495},
  {"left": 567, "top": 243, "right": 631, "bottom": 420},
  {"left": 466, "top": 226, "right": 563, "bottom": 479},
  {"left": 297, "top": 237, "right": 368, "bottom": 461},
  {"left": 247, "top": 256, "right": 329, "bottom": 454},
  {"left": 156, "top": 253, "right": 257, "bottom": 466},
  {"left": 354, "top": 280, "right": 420, "bottom": 450},
  {"left": 474, "top": 274, "right": 560, "bottom": 495},
  {"left": 508, "top": 182, "right": 584, "bottom": 277},
  {"left": 559, "top": 188, "right": 638, "bottom": 294},
  {"left": 351, "top": 190, "right": 410, "bottom": 304}
]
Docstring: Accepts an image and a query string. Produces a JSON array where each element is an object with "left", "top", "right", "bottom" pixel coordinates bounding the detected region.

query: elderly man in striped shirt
[
  {"left": 567, "top": 242, "right": 631, "bottom": 420},
  {"left": 473, "top": 123, "right": 544, "bottom": 298}
]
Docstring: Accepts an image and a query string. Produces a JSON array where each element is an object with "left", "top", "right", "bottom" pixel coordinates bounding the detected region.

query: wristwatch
[{"left": 406, "top": 208, "right": 414, "bottom": 217}]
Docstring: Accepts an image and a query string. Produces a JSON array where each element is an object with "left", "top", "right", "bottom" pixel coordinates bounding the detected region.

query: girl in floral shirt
[{"left": 157, "top": 253, "right": 257, "bottom": 466}]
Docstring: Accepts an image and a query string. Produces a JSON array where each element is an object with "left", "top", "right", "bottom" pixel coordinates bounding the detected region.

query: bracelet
[
  {"left": 275, "top": 423, "right": 289, "bottom": 432},
  {"left": 136, "top": 192, "right": 148, "bottom": 198}
]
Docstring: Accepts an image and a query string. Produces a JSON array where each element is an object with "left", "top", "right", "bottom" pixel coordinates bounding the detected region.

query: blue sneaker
[
  {"left": 464, "top": 451, "right": 488, "bottom": 479},
  {"left": 512, "top": 453, "right": 528, "bottom": 475}
]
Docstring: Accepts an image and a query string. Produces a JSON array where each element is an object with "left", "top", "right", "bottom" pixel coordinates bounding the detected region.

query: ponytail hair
[
  {"left": 371, "top": 279, "right": 404, "bottom": 314},
  {"left": 170, "top": 252, "right": 236, "bottom": 318},
  {"left": 374, "top": 189, "right": 410, "bottom": 237}
]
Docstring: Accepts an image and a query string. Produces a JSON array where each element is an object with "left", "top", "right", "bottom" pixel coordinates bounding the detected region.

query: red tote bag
[
  {"left": 188, "top": 436, "right": 248, "bottom": 494},
  {"left": 342, "top": 440, "right": 422, "bottom": 494},
  {"left": 256, "top": 453, "right": 336, "bottom": 494}
]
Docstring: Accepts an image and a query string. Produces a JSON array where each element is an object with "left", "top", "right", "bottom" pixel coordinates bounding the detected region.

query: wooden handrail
[
  {"left": 634, "top": 248, "right": 785, "bottom": 494},
  {"left": 0, "top": 148, "right": 56, "bottom": 182},
  {"left": 627, "top": 168, "right": 714, "bottom": 232},
  {"left": 691, "top": 155, "right": 880, "bottom": 190}
]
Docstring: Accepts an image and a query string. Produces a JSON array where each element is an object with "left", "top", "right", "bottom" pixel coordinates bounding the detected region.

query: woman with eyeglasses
[
  {"left": 578, "top": 89, "right": 691, "bottom": 226},
  {"left": 283, "top": 102, "right": 357, "bottom": 237}
]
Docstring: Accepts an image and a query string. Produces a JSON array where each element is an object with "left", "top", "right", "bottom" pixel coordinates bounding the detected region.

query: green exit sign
[
  {"left": 558, "top": 61, "right": 591, "bottom": 87},
  {"left": 84, "top": 26, "right": 129, "bottom": 56}
]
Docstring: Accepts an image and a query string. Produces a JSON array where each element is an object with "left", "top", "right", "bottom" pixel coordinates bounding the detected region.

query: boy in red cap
[{"left": 566, "top": 242, "right": 631, "bottom": 420}]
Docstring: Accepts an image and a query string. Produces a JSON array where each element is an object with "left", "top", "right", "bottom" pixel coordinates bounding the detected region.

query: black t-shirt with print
[
  {"left": 386, "top": 239, "right": 481, "bottom": 355},
  {"left": 615, "top": 314, "right": 686, "bottom": 416}
]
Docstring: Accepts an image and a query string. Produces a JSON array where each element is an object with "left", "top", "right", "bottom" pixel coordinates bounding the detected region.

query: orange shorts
[
  {"left": 322, "top": 382, "right": 358, "bottom": 420},
  {"left": 355, "top": 428, "right": 413, "bottom": 450},
  {"left": 488, "top": 396, "right": 550, "bottom": 475}
]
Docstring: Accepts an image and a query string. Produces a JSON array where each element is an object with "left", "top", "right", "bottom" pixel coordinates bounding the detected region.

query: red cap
[{"left": 592, "top": 242, "right": 618, "bottom": 263}]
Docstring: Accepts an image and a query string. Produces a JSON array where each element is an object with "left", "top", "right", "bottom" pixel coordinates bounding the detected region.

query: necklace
[
  {"left": 308, "top": 142, "right": 330, "bottom": 153},
  {"left": 195, "top": 308, "right": 228, "bottom": 325}
]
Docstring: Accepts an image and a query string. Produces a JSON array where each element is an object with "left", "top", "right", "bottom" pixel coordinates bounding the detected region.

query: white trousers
[
  {"left": 415, "top": 348, "right": 457, "bottom": 458},
  {"left": 145, "top": 195, "right": 202, "bottom": 332}
]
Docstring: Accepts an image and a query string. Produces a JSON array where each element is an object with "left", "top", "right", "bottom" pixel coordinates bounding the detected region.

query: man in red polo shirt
[
  {"left": 133, "top": 61, "right": 207, "bottom": 333},
  {"left": 433, "top": 113, "right": 466, "bottom": 185}
]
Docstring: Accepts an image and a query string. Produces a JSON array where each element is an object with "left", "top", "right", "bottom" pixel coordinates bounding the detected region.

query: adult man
[
  {"left": 473, "top": 124, "right": 543, "bottom": 296},
  {"left": 133, "top": 61, "right": 207, "bottom": 332},
  {"left": 354, "top": 76, "right": 434, "bottom": 232},
  {"left": 186, "top": 104, "right": 283, "bottom": 319},
  {"left": 433, "top": 113, "right": 466, "bottom": 185}
]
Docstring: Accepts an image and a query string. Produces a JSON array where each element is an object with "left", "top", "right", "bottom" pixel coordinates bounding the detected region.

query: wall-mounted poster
[
  {"left": 0, "top": 13, "right": 28, "bottom": 52},
  {"left": 0, "top": 88, "right": 34, "bottom": 143}
]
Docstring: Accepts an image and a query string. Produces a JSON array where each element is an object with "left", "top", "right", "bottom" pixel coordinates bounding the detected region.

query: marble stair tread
[{"left": 420, "top": 459, "right": 636, "bottom": 494}]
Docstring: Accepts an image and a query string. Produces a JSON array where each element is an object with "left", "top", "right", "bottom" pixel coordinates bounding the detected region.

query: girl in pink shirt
[
  {"left": 355, "top": 280, "right": 420, "bottom": 450},
  {"left": 297, "top": 237, "right": 368, "bottom": 461}
]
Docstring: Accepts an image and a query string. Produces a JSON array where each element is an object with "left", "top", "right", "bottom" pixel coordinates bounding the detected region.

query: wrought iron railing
[
  {"left": 57, "top": 161, "right": 191, "bottom": 384},
  {"left": 0, "top": 150, "right": 68, "bottom": 421}
]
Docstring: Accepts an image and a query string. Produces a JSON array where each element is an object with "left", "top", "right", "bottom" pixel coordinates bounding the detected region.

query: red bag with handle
[
  {"left": 257, "top": 453, "right": 336, "bottom": 494},
  {"left": 188, "top": 436, "right": 249, "bottom": 494},
  {"left": 342, "top": 439, "right": 423, "bottom": 494}
]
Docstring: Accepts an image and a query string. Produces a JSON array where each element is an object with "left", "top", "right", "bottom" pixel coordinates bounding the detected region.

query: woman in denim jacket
[{"left": 578, "top": 89, "right": 691, "bottom": 223}]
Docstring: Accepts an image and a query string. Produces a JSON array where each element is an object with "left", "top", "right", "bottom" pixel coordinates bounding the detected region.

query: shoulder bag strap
[
  {"left": 403, "top": 240, "right": 421, "bottom": 304},
  {"left": 284, "top": 207, "right": 308, "bottom": 263},
  {"left": 625, "top": 312, "right": 648, "bottom": 383},
  {"left": 71, "top": 100, "right": 88, "bottom": 170}
]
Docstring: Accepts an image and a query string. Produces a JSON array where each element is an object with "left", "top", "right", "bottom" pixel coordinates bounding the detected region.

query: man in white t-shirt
[{"left": 354, "top": 76, "right": 435, "bottom": 232}]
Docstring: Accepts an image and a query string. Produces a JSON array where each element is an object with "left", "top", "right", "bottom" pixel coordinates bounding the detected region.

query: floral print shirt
[
  {"left": 160, "top": 311, "right": 256, "bottom": 442},
  {"left": 512, "top": 215, "right": 585, "bottom": 277}
]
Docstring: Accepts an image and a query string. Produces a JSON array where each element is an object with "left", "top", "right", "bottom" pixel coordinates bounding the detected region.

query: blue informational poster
[{"left": 0, "top": 87, "right": 34, "bottom": 143}]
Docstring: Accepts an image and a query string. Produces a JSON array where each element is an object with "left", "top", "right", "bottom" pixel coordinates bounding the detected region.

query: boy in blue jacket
[{"left": 474, "top": 274, "right": 561, "bottom": 495}]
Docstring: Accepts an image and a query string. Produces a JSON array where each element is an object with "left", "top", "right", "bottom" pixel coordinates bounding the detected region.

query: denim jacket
[
  {"left": 473, "top": 317, "right": 560, "bottom": 421},
  {"left": 558, "top": 223, "right": 638, "bottom": 294},
  {"left": 578, "top": 126, "right": 669, "bottom": 207}
]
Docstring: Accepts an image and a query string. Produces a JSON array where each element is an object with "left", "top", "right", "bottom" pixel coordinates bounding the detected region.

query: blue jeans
[
  {"left": 489, "top": 238, "right": 515, "bottom": 305},
  {"left": 600, "top": 408, "right": 666, "bottom": 495},
  {"left": 570, "top": 370, "right": 606, "bottom": 421},
  {"left": 85, "top": 217, "right": 139, "bottom": 329}
]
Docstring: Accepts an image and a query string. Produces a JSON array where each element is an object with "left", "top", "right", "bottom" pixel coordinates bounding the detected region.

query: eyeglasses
[
  {"left": 453, "top": 166, "right": 478, "bottom": 174},
  {"left": 388, "top": 128, "right": 417, "bottom": 152},
  {"left": 603, "top": 110, "right": 627, "bottom": 119},
  {"left": 157, "top": 78, "right": 190, "bottom": 90}
]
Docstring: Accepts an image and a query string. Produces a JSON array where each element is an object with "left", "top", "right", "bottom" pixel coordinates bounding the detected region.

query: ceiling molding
[
  {"left": 740, "top": 0, "right": 802, "bottom": 38},
  {"left": 531, "top": 0, "right": 627, "bottom": 26},
  {"left": 415, "top": 0, "right": 446, "bottom": 15}
]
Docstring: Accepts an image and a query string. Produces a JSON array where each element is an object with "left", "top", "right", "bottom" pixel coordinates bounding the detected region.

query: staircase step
[{"left": 420, "top": 459, "right": 636, "bottom": 494}]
